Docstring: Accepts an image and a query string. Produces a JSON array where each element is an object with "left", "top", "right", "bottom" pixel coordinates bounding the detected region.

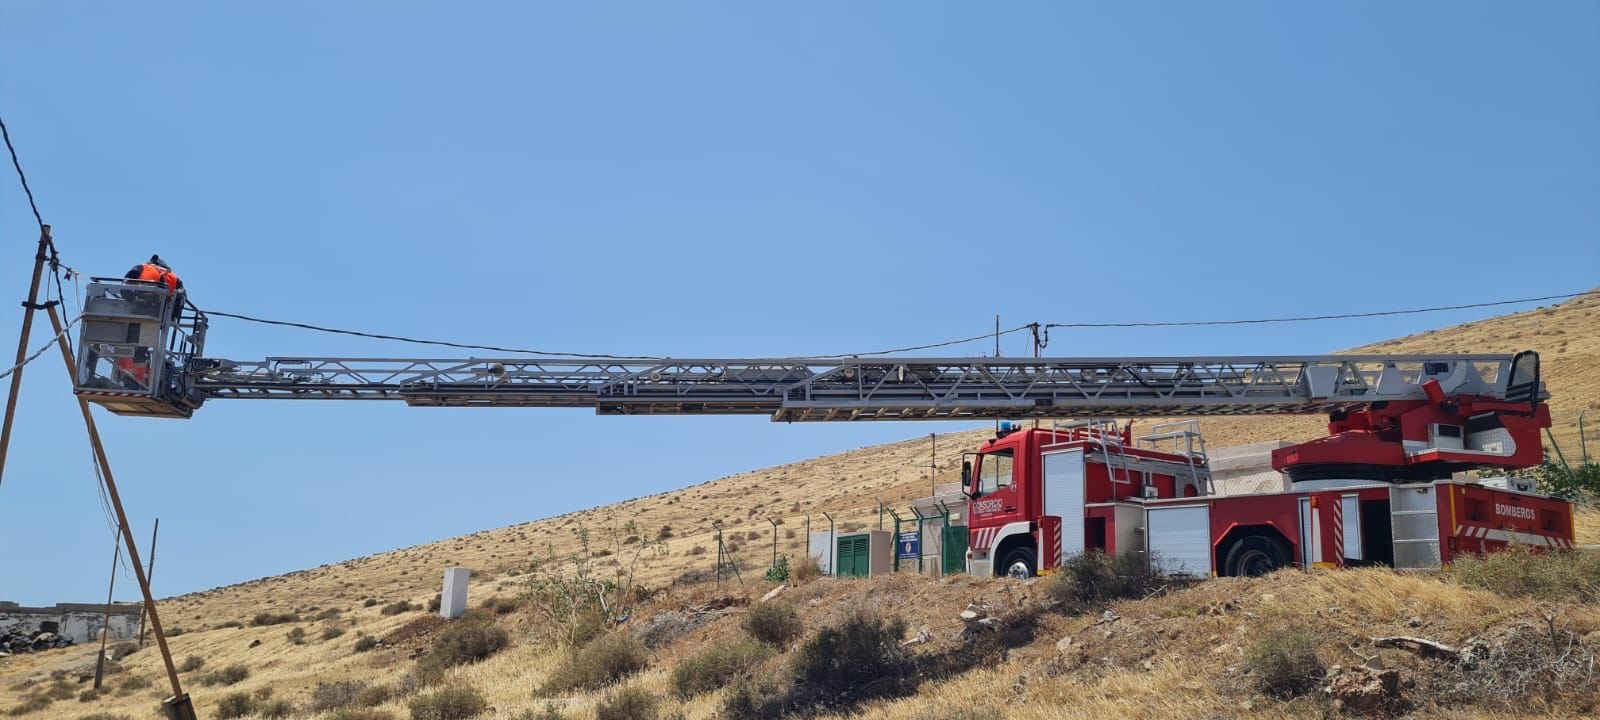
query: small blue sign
[{"left": 897, "top": 531, "right": 921, "bottom": 559}]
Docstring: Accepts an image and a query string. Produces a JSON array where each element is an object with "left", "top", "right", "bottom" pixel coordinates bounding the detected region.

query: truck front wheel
[
  {"left": 1222, "top": 535, "right": 1289, "bottom": 577},
  {"left": 1000, "top": 547, "right": 1036, "bottom": 579}
]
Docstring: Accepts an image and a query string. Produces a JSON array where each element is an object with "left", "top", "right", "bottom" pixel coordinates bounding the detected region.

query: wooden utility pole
[
  {"left": 93, "top": 529, "right": 122, "bottom": 690},
  {"left": 0, "top": 225, "right": 52, "bottom": 489},
  {"left": 44, "top": 306, "right": 192, "bottom": 717},
  {"left": 138, "top": 518, "right": 160, "bottom": 647}
]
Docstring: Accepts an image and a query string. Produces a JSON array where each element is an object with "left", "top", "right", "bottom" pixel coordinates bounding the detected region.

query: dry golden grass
[{"left": 3, "top": 292, "right": 1598, "bottom": 719}]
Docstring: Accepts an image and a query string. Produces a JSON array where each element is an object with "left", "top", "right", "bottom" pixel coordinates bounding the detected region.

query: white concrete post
[{"left": 440, "top": 567, "right": 470, "bottom": 620}]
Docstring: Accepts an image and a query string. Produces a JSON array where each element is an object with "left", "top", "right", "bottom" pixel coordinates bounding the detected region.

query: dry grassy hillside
[{"left": 1, "top": 291, "right": 1598, "bottom": 720}]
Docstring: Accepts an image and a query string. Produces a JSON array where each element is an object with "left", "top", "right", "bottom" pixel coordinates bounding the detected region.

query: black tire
[
  {"left": 1221, "top": 535, "right": 1290, "bottom": 577},
  {"left": 999, "top": 546, "right": 1036, "bottom": 580}
]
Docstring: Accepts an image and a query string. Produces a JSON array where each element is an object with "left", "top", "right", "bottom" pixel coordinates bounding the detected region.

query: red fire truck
[{"left": 960, "top": 351, "right": 1576, "bottom": 578}]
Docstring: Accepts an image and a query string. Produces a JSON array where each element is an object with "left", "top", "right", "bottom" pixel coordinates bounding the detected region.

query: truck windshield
[{"left": 978, "top": 450, "right": 1014, "bottom": 494}]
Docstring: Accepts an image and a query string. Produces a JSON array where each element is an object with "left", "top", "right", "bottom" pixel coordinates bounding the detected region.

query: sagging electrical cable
[
  {"left": 203, "top": 309, "right": 1036, "bottom": 360},
  {"left": 1043, "top": 289, "right": 1599, "bottom": 329}
]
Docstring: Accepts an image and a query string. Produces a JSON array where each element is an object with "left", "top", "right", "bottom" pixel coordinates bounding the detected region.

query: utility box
[
  {"left": 807, "top": 531, "right": 836, "bottom": 576},
  {"left": 834, "top": 531, "right": 891, "bottom": 578},
  {"left": 440, "top": 568, "right": 470, "bottom": 619}
]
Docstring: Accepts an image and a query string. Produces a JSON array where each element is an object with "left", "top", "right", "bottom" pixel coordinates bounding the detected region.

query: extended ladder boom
[
  {"left": 181, "top": 353, "right": 1539, "bottom": 421},
  {"left": 69, "top": 278, "right": 1542, "bottom": 421}
]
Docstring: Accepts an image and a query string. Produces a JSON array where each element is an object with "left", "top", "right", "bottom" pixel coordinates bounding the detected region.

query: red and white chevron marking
[
  {"left": 1331, "top": 499, "right": 1344, "bottom": 562},
  {"left": 1454, "top": 525, "right": 1575, "bottom": 550},
  {"left": 1048, "top": 521, "right": 1062, "bottom": 569},
  {"left": 970, "top": 526, "right": 1000, "bottom": 551}
]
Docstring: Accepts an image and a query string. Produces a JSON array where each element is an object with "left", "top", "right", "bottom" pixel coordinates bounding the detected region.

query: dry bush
[
  {"left": 313, "top": 680, "right": 390, "bottom": 712},
  {"left": 251, "top": 611, "right": 300, "bottom": 626},
  {"left": 542, "top": 632, "right": 650, "bottom": 694},
  {"left": 324, "top": 626, "right": 348, "bottom": 640},
  {"left": 510, "top": 705, "right": 569, "bottom": 720},
  {"left": 670, "top": 638, "right": 773, "bottom": 698},
  {"left": 908, "top": 708, "right": 988, "bottom": 720},
  {"left": 595, "top": 687, "right": 659, "bottom": 720},
  {"left": 382, "top": 600, "right": 417, "bottom": 616},
  {"left": 790, "top": 556, "right": 823, "bottom": 583},
  {"left": 78, "top": 714, "right": 132, "bottom": 720},
  {"left": 108, "top": 642, "right": 139, "bottom": 660},
  {"left": 408, "top": 684, "right": 487, "bottom": 720},
  {"left": 1441, "top": 618, "right": 1599, "bottom": 711},
  {"left": 259, "top": 699, "right": 295, "bottom": 719},
  {"left": 354, "top": 635, "right": 380, "bottom": 652},
  {"left": 331, "top": 710, "right": 396, "bottom": 720},
  {"left": 481, "top": 596, "right": 521, "bottom": 615},
  {"left": 1047, "top": 550, "right": 1170, "bottom": 614},
  {"left": 787, "top": 609, "right": 910, "bottom": 708},
  {"left": 1447, "top": 546, "right": 1600, "bottom": 602},
  {"left": 742, "top": 602, "right": 803, "bottom": 648},
  {"left": 198, "top": 664, "right": 250, "bottom": 687},
  {"left": 216, "top": 691, "right": 256, "bottom": 719},
  {"left": 178, "top": 655, "right": 204, "bottom": 673},
  {"left": 1244, "top": 630, "right": 1324, "bottom": 699},
  {"left": 287, "top": 626, "right": 308, "bottom": 644},
  {"left": 77, "top": 688, "right": 99, "bottom": 703},
  {"left": 721, "top": 676, "right": 791, "bottom": 720},
  {"left": 419, "top": 618, "right": 509, "bottom": 677}
]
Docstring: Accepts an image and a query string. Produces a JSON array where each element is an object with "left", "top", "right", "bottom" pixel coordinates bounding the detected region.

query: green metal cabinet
[
  {"left": 836, "top": 535, "right": 871, "bottom": 578},
  {"left": 942, "top": 525, "right": 968, "bottom": 575}
]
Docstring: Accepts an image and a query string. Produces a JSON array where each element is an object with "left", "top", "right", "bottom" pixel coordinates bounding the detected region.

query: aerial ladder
[{"left": 72, "top": 276, "right": 1550, "bottom": 481}]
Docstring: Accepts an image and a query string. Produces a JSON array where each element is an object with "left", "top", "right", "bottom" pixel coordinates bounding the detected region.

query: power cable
[
  {"left": 0, "top": 314, "right": 78, "bottom": 382},
  {"left": 202, "top": 309, "right": 1035, "bottom": 360},
  {"left": 0, "top": 114, "right": 45, "bottom": 231},
  {"left": 1044, "top": 289, "right": 1599, "bottom": 329}
]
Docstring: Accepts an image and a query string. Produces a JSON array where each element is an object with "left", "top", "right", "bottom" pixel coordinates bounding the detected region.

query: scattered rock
[
  {"left": 901, "top": 626, "right": 933, "bottom": 647},
  {"left": 0, "top": 629, "right": 74, "bottom": 654},
  {"left": 759, "top": 585, "right": 787, "bottom": 603},
  {"left": 959, "top": 609, "right": 981, "bottom": 621},
  {"left": 248, "top": 638, "right": 262, "bottom": 648},
  {"left": 1055, "top": 636, "right": 1074, "bottom": 653},
  {"left": 1406, "top": 616, "right": 1424, "bottom": 628},
  {"left": 1323, "top": 664, "right": 1410, "bottom": 716}
]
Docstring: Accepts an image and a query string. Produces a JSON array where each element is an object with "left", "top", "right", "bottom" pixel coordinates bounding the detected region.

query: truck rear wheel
[
  {"left": 1000, "top": 547, "right": 1036, "bottom": 579},
  {"left": 1222, "top": 535, "right": 1289, "bottom": 577}
]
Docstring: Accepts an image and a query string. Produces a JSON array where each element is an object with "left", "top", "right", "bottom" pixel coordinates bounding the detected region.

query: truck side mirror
[{"left": 961, "top": 460, "right": 974, "bottom": 497}]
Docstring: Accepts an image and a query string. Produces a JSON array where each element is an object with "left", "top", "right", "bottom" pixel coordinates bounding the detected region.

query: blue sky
[{"left": 1, "top": 2, "right": 1596, "bottom": 605}]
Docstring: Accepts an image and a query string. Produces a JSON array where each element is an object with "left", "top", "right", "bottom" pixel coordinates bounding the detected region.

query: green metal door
[
  {"left": 836, "top": 535, "right": 870, "bottom": 578},
  {"left": 942, "top": 525, "right": 968, "bottom": 575}
]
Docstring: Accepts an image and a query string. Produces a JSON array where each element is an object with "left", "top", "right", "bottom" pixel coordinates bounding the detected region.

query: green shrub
[
  {"left": 251, "top": 611, "right": 300, "bottom": 626},
  {"left": 1448, "top": 545, "right": 1600, "bottom": 602},
  {"left": 742, "top": 602, "right": 803, "bottom": 647},
  {"left": 788, "top": 610, "right": 909, "bottom": 706},
  {"left": 419, "top": 619, "right": 509, "bottom": 675},
  {"left": 764, "top": 556, "right": 790, "bottom": 582},
  {"left": 542, "top": 632, "right": 650, "bottom": 694},
  {"left": 595, "top": 687, "right": 659, "bottom": 720},
  {"left": 354, "top": 635, "right": 380, "bottom": 652},
  {"left": 178, "top": 655, "right": 205, "bottom": 673},
  {"left": 670, "top": 638, "right": 773, "bottom": 699},
  {"left": 1244, "top": 631, "right": 1324, "bottom": 698},
  {"left": 408, "top": 684, "right": 487, "bottom": 720},
  {"left": 199, "top": 664, "right": 250, "bottom": 687},
  {"left": 1047, "top": 550, "right": 1168, "bottom": 614},
  {"left": 382, "top": 601, "right": 417, "bottom": 616},
  {"left": 216, "top": 691, "right": 257, "bottom": 719}
]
